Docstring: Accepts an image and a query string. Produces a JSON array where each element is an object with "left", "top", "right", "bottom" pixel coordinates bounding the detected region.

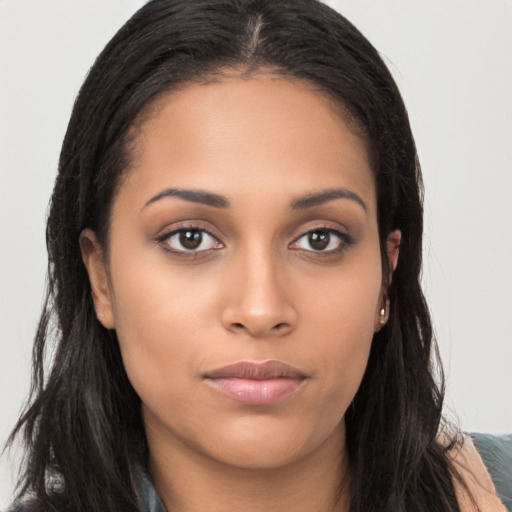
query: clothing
[
  {"left": 137, "top": 467, "right": 166, "bottom": 512},
  {"left": 470, "top": 433, "right": 512, "bottom": 510},
  {"left": 6, "top": 434, "right": 511, "bottom": 512}
]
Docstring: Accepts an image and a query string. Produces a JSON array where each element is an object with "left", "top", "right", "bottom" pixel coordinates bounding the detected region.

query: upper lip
[{"left": 204, "top": 360, "right": 307, "bottom": 380}]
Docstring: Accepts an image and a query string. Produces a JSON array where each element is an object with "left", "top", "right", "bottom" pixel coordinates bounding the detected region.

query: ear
[
  {"left": 374, "top": 229, "right": 402, "bottom": 332},
  {"left": 79, "top": 229, "right": 115, "bottom": 329},
  {"left": 386, "top": 229, "right": 401, "bottom": 275}
]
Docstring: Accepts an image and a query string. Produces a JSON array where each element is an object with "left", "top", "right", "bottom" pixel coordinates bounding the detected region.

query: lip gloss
[
  {"left": 206, "top": 377, "right": 304, "bottom": 404},
  {"left": 203, "top": 360, "right": 307, "bottom": 405}
]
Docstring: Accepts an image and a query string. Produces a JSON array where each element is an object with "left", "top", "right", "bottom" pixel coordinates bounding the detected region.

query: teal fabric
[
  {"left": 137, "top": 465, "right": 166, "bottom": 512},
  {"left": 470, "top": 433, "right": 512, "bottom": 511}
]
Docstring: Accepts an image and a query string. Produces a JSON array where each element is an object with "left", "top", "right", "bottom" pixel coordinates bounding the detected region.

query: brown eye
[
  {"left": 308, "top": 230, "right": 330, "bottom": 250},
  {"left": 161, "top": 228, "right": 222, "bottom": 253},
  {"left": 290, "top": 228, "right": 353, "bottom": 253},
  {"left": 179, "top": 230, "right": 203, "bottom": 249}
]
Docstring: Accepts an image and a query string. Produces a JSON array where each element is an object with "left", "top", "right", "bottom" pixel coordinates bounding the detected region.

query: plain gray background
[{"left": 1, "top": 0, "right": 511, "bottom": 507}]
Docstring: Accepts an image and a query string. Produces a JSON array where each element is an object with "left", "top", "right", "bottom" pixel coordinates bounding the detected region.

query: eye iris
[
  {"left": 308, "top": 230, "right": 330, "bottom": 250},
  {"left": 179, "top": 230, "right": 202, "bottom": 249}
]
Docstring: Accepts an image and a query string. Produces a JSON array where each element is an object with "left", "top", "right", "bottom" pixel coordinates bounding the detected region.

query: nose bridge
[
  {"left": 244, "top": 245, "right": 280, "bottom": 309},
  {"left": 222, "top": 241, "right": 297, "bottom": 337}
]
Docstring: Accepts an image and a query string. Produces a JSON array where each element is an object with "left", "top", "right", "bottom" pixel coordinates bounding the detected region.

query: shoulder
[
  {"left": 471, "top": 433, "right": 512, "bottom": 510},
  {"left": 448, "top": 433, "right": 511, "bottom": 512}
]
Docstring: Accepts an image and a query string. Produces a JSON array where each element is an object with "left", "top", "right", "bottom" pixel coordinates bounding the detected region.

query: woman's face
[{"left": 82, "top": 74, "right": 394, "bottom": 470}]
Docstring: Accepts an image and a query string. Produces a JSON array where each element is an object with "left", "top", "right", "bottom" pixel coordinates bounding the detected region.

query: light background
[{"left": 1, "top": 0, "right": 511, "bottom": 507}]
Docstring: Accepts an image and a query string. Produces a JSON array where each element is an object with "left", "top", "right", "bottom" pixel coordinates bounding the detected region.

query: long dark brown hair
[{"left": 8, "top": 1, "right": 462, "bottom": 510}]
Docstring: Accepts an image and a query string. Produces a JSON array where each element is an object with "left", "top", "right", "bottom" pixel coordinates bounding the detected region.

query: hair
[{"left": 7, "top": 1, "right": 463, "bottom": 511}]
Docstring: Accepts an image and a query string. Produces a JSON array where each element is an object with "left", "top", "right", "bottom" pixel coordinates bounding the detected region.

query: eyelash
[{"left": 155, "top": 226, "right": 354, "bottom": 255}]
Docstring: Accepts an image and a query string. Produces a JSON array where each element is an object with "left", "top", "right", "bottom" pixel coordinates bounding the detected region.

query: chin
[
  {"left": 209, "top": 440, "right": 309, "bottom": 470},
  {"left": 199, "top": 414, "right": 343, "bottom": 471}
]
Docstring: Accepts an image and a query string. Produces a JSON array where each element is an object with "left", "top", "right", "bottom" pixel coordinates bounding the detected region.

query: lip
[{"left": 203, "top": 360, "right": 307, "bottom": 405}]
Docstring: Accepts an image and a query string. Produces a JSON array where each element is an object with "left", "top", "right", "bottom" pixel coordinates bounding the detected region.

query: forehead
[{"left": 122, "top": 74, "right": 376, "bottom": 213}]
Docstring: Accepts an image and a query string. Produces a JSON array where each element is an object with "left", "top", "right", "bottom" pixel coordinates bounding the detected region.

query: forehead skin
[{"left": 125, "top": 74, "right": 376, "bottom": 218}]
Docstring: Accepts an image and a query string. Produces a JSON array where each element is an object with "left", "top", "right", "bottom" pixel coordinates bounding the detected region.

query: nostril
[
  {"left": 233, "top": 323, "right": 245, "bottom": 329},
  {"left": 274, "top": 322, "right": 288, "bottom": 330}
]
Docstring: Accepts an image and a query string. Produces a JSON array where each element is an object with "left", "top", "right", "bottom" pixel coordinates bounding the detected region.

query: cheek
[
  {"left": 299, "top": 312, "right": 374, "bottom": 439},
  {"left": 309, "top": 293, "right": 376, "bottom": 389},
  {"left": 299, "top": 253, "right": 382, "bottom": 398},
  {"left": 106, "top": 246, "right": 224, "bottom": 405}
]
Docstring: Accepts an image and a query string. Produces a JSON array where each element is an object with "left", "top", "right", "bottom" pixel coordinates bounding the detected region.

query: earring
[
  {"left": 377, "top": 296, "right": 390, "bottom": 328},
  {"left": 379, "top": 304, "right": 387, "bottom": 324}
]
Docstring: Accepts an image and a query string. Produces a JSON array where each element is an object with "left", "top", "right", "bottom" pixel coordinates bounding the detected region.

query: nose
[{"left": 221, "top": 248, "right": 298, "bottom": 338}]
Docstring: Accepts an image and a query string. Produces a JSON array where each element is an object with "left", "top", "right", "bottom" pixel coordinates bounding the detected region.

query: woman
[{"left": 5, "top": 1, "right": 509, "bottom": 511}]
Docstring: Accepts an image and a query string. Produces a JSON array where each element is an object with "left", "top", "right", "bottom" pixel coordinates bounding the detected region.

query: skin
[{"left": 81, "top": 74, "right": 400, "bottom": 512}]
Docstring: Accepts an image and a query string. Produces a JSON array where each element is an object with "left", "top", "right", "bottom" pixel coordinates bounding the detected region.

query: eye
[
  {"left": 290, "top": 228, "right": 352, "bottom": 252},
  {"left": 159, "top": 228, "right": 222, "bottom": 253}
]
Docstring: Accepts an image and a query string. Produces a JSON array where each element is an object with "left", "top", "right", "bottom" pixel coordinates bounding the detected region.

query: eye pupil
[
  {"left": 308, "top": 230, "right": 330, "bottom": 250},
  {"left": 179, "top": 230, "right": 202, "bottom": 249}
]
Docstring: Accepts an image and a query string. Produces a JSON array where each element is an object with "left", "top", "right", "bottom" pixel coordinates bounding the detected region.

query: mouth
[{"left": 203, "top": 360, "right": 308, "bottom": 405}]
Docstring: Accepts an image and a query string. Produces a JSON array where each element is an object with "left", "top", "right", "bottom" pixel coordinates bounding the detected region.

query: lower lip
[{"left": 205, "top": 377, "right": 304, "bottom": 405}]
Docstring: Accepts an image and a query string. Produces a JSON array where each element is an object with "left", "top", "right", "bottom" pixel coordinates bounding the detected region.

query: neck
[{"left": 146, "top": 422, "right": 350, "bottom": 512}]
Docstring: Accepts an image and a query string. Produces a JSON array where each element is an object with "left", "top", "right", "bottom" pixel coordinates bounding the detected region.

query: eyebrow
[
  {"left": 142, "top": 186, "right": 366, "bottom": 213},
  {"left": 290, "top": 188, "right": 367, "bottom": 212},
  {"left": 143, "top": 188, "right": 230, "bottom": 210}
]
